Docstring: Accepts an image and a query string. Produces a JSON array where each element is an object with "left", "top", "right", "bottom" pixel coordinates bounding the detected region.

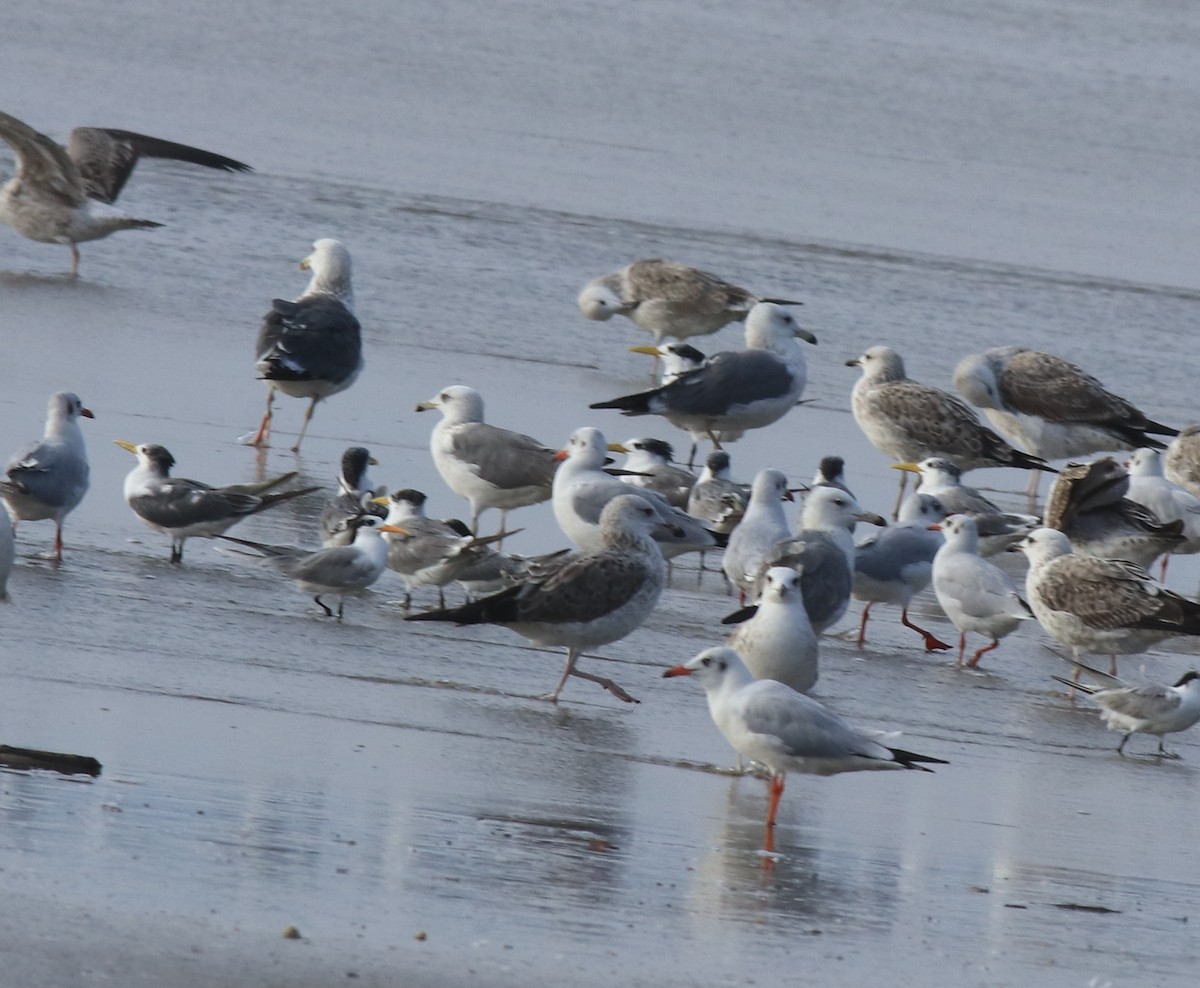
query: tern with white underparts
[
  {"left": 590, "top": 303, "right": 816, "bottom": 458},
  {"left": 0, "top": 108, "right": 250, "bottom": 276},
  {"left": 1052, "top": 664, "right": 1200, "bottom": 758},
  {"left": 578, "top": 258, "right": 801, "bottom": 345},
  {"left": 617, "top": 437, "right": 697, "bottom": 508},
  {"left": 318, "top": 446, "right": 386, "bottom": 547},
  {"left": 663, "top": 647, "right": 946, "bottom": 854},
  {"left": 115, "top": 441, "right": 318, "bottom": 563},
  {"left": 1, "top": 392, "right": 93, "bottom": 563},
  {"left": 407, "top": 494, "right": 685, "bottom": 704},
  {"left": 245, "top": 239, "right": 362, "bottom": 453},
  {"left": 417, "top": 385, "right": 558, "bottom": 541}
]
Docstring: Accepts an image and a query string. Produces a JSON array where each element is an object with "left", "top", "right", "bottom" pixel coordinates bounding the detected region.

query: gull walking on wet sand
[
  {"left": 1, "top": 392, "right": 93, "bottom": 563},
  {"left": 578, "top": 258, "right": 801, "bottom": 344},
  {"left": 417, "top": 385, "right": 558, "bottom": 539},
  {"left": 407, "top": 495, "right": 683, "bottom": 704},
  {"left": 115, "top": 441, "right": 318, "bottom": 563},
  {"left": 247, "top": 239, "right": 362, "bottom": 453},
  {"left": 0, "top": 109, "right": 250, "bottom": 275},
  {"left": 663, "top": 647, "right": 946, "bottom": 853}
]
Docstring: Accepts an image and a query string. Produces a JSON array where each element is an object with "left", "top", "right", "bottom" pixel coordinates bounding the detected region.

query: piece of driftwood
[{"left": 0, "top": 745, "right": 102, "bottom": 776}]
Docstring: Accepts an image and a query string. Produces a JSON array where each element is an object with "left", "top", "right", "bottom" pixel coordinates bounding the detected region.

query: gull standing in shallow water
[
  {"left": 663, "top": 647, "right": 946, "bottom": 853},
  {"left": 0, "top": 109, "right": 250, "bottom": 275},
  {"left": 590, "top": 303, "right": 816, "bottom": 457},
  {"left": 1052, "top": 664, "right": 1200, "bottom": 758},
  {"left": 577, "top": 258, "right": 801, "bottom": 344},
  {"left": 246, "top": 239, "right": 362, "bottom": 453},
  {"left": 407, "top": 495, "right": 682, "bottom": 704},
  {"left": 417, "top": 385, "right": 558, "bottom": 538},
  {"left": 1, "top": 392, "right": 92, "bottom": 563},
  {"left": 115, "top": 441, "right": 318, "bottom": 563}
]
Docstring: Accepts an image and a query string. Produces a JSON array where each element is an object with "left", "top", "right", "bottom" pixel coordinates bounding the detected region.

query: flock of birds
[{"left": 5, "top": 109, "right": 1200, "bottom": 852}]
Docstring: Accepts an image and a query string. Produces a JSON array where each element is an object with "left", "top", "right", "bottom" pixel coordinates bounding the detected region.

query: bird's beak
[
  {"left": 113, "top": 440, "right": 138, "bottom": 454},
  {"left": 370, "top": 495, "right": 391, "bottom": 507},
  {"left": 845, "top": 357, "right": 861, "bottom": 367},
  {"left": 628, "top": 345, "right": 662, "bottom": 356},
  {"left": 855, "top": 511, "right": 888, "bottom": 527},
  {"left": 378, "top": 524, "right": 410, "bottom": 535},
  {"left": 554, "top": 449, "right": 569, "bottom": 462},
  {"left": 661, "top": 664, "right": 692, "bottom": 678},
  {"left": 368, "top": 456, "right": 379, "bottom": 466},
  {"left": 80, "top": 407, "right": 95, "bottom": 419},
  {"left": 891, "top": 462, "right": 923, "bottom": 474},
  {"left": 794, "top": 328, "right": 818, "bottom": 345},
  {"left": 785, "top": 485, "right": 809, "bottom": 499},
  {"left": 782, "top": 489, "right": 796, "bottom": 502},
  {"left": 927, "top": 523, "right": 943, "bottom": 532},
  {"left": 299, "top": 255, "right": 311, "bottom": 271},
  {"left": 607, "top": 442, "right": 630, "bottom": 454},
  {"left": 415, "top": 399, "right": 436, "bottom": 412}
]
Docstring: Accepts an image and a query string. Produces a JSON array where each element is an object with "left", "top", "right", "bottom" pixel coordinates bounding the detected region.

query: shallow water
[{"left": 3, "top": 2, "right": 1200, "bottom": 986}]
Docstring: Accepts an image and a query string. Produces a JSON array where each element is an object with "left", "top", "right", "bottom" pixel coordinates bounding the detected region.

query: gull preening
[
  {"left": 1, "top": 391, "right": 93, "bottom": 563},
  {"left": 407, "top": 494, "right": 681, "bottom": 704},
  {"left": 247, "top": 239, "right": 362, "bottom": 453},
  {"left": 318, "top": 446, "right": 385, "bottom": 547},
  {"left": 417, "top": 385, "right": 558, "bottom": 537},
  {"left": 578, "top": 258, "right": 801, "bottom": 344},
  {"left": 663, "top": 647, "right": 946, "bottom": 853},
  {"left": 0, "top": 109, "right": 251, "bottom": 275},
  {"left": 115, "top": 441, "right": 318, "bottom": 563},
  {"left": 590, "top": 303, "right": 816, "bottom": 457}
]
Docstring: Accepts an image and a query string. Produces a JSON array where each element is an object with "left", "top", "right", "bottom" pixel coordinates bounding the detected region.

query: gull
[
  {"left": 663, "top": 647, "right": 946, "bottom": 853},
  {"left": 893, "top": 457, "right": 1039, "bottom": 556},
  {"left": 1, "top": 392, "right": 93, "bottom": 562},
  {"left": 318, "top": 446, "right": 386, "bottom": 547},
  {"left": 853, "top": 493, "right": 951, "bottom": 652},
  {"left": 617, "top": 437, "right": 697, "bottom": 508},
  {"left": 0, "top": 109, "right": 250, "bottom": 275},
  {"left": 721, "top": 468, "right": 794, "bottom": 598},
  {"left": 848, "top": 346, "right": 1054, "bottom": 515},
  {"left": 590, "top": 303, "right": 816, "bottom": 457},
  {"left": 1164, "top": 425, "right": 1200, "bottom": 497},
  {"left": 1044, "top": 457, "right": 1185, "bottom": 567},
  {"left": 1124, "top": 447, "right": 1200, "bottom": 578},
  {"left": 417, "top": 385, "right": 558, "bottom": 538},
  {"left": 954, "top": 346, "right": 1177, "bottom": 498},
  {"left": 932, "top": 515, "right": 1033, "bottom": 667},
  {"left": 1051, "top": 664, "right": 1200, "bottom": 758},
  {"left": 552, "top": 427, "right": 715, "bottom": 557},
  {"left": 723, "top": 567, "right": 819, "bottom": 694},
  {"left": 246, "top": 239, "right": 362, "bottom": 453},
  {"left": 220, "top": 515, "right": 401, "bottom": 620},
  {"left": 0, "top": 503, "right": 12, "bottom": 601},
  {"left": 114, "top": 441, "right": 318, "bottom": 563},
  {"left": 372, "top": 489, "right": 507, "bottom": 608},
  {"left": 407, "top": 495, "right": 682, "bottom": 704},
  {"left": 758, "top": 485, "right": 887, "bottom": 633},
  {"left": 578, "top": 258, "right": 801, "bottom": 344},
  {"left": 1015, "top": 527, "right": 1200, "bottom": 679}
]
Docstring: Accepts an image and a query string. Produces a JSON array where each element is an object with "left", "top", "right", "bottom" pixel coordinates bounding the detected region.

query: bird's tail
[
  {"left": 887, "top": 747, "right": 949, "bottom": 771},
  {"left": 227, "top": 471, "right": 300, "bottom": 496},
  {"left": 254, "top": 485, "right": 322, "bottom": 514},
  {"left": 589, "top": 390, "right": 655, "bottom": 416},
  {"left": 404, "top": 583, "right": 523, "bottom": 625},
  {"left": 1050, "top": 674, "right": 1099, "bottom": 696}
]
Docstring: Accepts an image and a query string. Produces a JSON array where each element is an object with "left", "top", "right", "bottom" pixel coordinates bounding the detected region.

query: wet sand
[{"left": 3, "top": 2, "right": 1200, "bottom": 986}]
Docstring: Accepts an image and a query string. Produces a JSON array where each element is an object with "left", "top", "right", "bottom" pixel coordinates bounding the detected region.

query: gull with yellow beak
[{"left": 115, "top": 440, "right": 318, "bottom": 563}]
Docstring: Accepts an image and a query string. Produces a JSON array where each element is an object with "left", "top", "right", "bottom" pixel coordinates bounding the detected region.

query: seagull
[
  {"left": 954, "top": 346, "right": 1177, "bottom": 498},
  {"left": 1043, "top": 457, "right": 1184, "bottom": 568},
  {"left": 114, "top": 441, "right": 318, "bottom": 563},
  {"left": 617, "top": 437, "right": 697, "bottom": 508},
  {"left": 551, "top": 427, "right": 715, "bottom": 558},
  {"left": 246, "top": 239, "right": 362, "bottom": 453},
  {"left": 0, "top": 503, "right": 12, "bottom": 601},
  {"left": 0, "top": 109, "right": 251, "bottom": 275},
  {"left": 407, "top": 495, "right": 682, "bottom": 704},
  {"left": 590, "top": 303, "right": 817, "bottom": 457},
  {"left": 723, "top": 567, "right": 819, "bottom": 694},
  {"left": 932, "top": 515, "right": 1033, "bottom": 667},
  {"left": 853, "top": 492, "right": 951, "bottom": 652},
  {"left": 220, "top": 515, "right": 400, "bottom": 620},
  {"left": 1164, "top": 425, "right": 1200, "bottom": 497},
  {"left": 1015, "top": 527, "right": 1200, "bottom": 679},
  {"left": 318, "top": 446, "right": 386, "bottom": 547},
  {"left": 417, "top": 385, "right": 558, "bottom": 538},
  {"left": 578, "top": 258, "right": 802, "bottom": 344},
  {"left": 372, "top": 489, "right": 507, "bottom": 608},
  {"left": 892, "top": 457, "right": 1039, "bottom": 556},
  {"left": 663, "top": 647, "right": 946, "bottom": 853},
  {"left": 847, "top": 346, "right": 1054, "bottom": 515},
  {"left": 757, "top": 485, "right": 887, "bottom": 633},
  {"left": 721, "top": 468, "right": 794, "bottom": 599},
  {"left": 1, "top": 391, "right": 92, "bottom": 562},
  {"left": 1051, "top": 664, "right": 1200, "bottom": 758},
  {"left": 1124, "top": 447, "right": 1200, "bottom": 578}
]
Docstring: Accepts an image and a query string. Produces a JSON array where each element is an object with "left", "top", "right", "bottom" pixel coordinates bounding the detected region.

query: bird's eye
[{"left": 700, "top": 657, "right": 711, "bottom": 666}]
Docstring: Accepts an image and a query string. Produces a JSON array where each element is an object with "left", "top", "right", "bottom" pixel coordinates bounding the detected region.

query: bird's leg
[
  {"left": 313, "top": 594, "right": 334, "bottom": 617},
  {"left": 856, "top": 603, "right": 872, "bottom": 647},
  {"left": 403, "top": 591, "right": 412, "bottom": 611},
  {"left": 290, "top": 397, "right": 320, "bottom": 453},
  {"left": 891, "top": 469, "right": 909, "bottom": 521},
  {"left": 1117, "top": 732, "right": 1130, "bottom": 756},
  {"left": 1109, "top": 654, "right": 1118, "bottom": 677},
  {"left": 764, "top": 774, "right": 785, "bottom": 853},
  {"left": 955, "top": 632, "right": 967, "bottom": 668},
  {"left": 901, "top": 607, "right": 951, "bottom": 651},
  {"left": 336, "top": 597, "right": 345, "bottom": 621},
  {"left": 69, "top": 243, "right": 80, "bottom": 278},
  {"left": 170, "top": 541, "right": 183, "bottom": 564},
  {"left": 1024, "top": 469, "right": 1041, "bottom": 505},
  {"left": 570, "top": 667, "right": 640, "bottom": 704},
  {"left": 1157, "top": 738, "right": 1180, "bottom": 760},
  {"left": 706, "top": 430, "right": 724, "bottom": 451},
  {"left": 545, "top": 648, "right": 580, "bottom": 703},
  {"left": 1160, "top": 555, "right": 1170, "bottom": 582},
  {"left": 250, "top": 386, "right": 275, "bottom": 447},
  {"left": 437, "top": 586, "right": 445, "bottom": 608},
  {"left": 966, "top": 637, "right": 1000, "bottom": 668},
  {"left": 686, "top": 442, "right": 698, "bottom": 470},
  {"left": 53, "top": 522, "right": 64, "bottom": 564}
]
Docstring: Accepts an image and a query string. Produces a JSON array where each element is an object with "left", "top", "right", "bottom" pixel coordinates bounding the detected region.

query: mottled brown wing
[
  {"left": 1037, "top": 558, "right": 1162, "bottom": 630},
  {"left": 0, "top": 110, "right": 85, "bottom": 206},
  {"left": 515, "top": 551, "right": 652, "bottom": 624},
  {"left": 998, "top": 350, "right": 1134, "bottom": 424},
  {"left": 625, "top": 259, "right": 752, "bottom": 314}
]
